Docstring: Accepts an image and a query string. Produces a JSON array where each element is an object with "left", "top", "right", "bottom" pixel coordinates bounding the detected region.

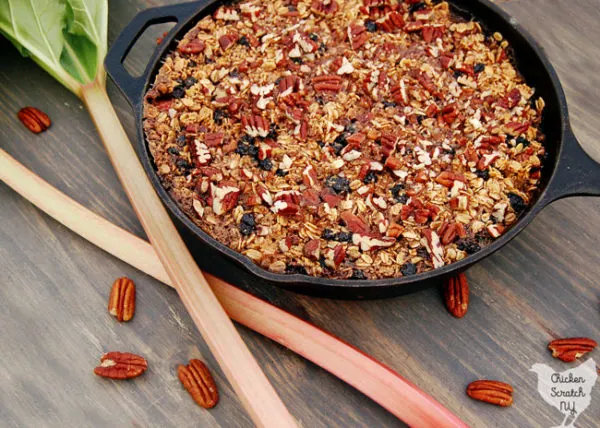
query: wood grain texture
[{"left": 1, "top": 0, "right": 599, "bottom": 427}]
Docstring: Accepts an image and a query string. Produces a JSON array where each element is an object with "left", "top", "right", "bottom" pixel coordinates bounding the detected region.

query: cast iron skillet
[{"left": 105, "top": 0, "right": 600, "bottom": 299}]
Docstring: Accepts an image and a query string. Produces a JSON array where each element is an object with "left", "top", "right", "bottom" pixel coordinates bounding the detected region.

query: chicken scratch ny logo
[{"left": 530, "top": 358, "right": 597, "bottom": 427}]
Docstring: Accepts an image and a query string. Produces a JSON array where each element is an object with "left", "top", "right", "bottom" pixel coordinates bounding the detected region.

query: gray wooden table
[{"left": 1, "top": 1, "right": 599, "bottom": 427}]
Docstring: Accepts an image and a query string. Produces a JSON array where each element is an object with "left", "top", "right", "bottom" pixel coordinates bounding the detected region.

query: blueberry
[
  {"left": 416, "top": 114, "right": 426, "bottom": 125},
  {"left": 291, "top": 57, "right": 303, "bottom": 64},
  {"left": 363, "top": 171, "right": 378, "bottom": 184},
  {"left": 316, "top": 96, "right": 325, "bottom": 105},
  {"left": 258, "top": 158, "right": 273, "bottom": 171},
  {"left": 309, "top": 33, "right": 319, "bottom": 41},
  {"left": 237, "top": 36, "right": 249, "bottom": 46},
  {"left": 365, "top": 19, "right": 377, "bottom": 32},
  {"left": 317, "top": 140, "right": 325, "bottom": 147},
  {"left": 475, "top": 169, "right": 490, "bottom": 180},
  {"left": 172, "top": 85, "right": 186, "bottom": 99},
  {"left": 390, "top": 184, "right": 407, "bottom": 203},
  {"left": 325, "top": 176, "right": 350, "bottom": 194},
  {"left": 457, "top": 239, "right": 481, "bottom": 255},
  {"left": 416, "top": 247, "right": 429, "bottom": 259},
  {"left": 235, "top": 142, "right": 251, "bottom": 156},
  {"left": 409, "top": 2, "right": 427, "bottom": 13},
  {"left": 267, "top": 123, "right": 278, "bottom": 140},
  {"left": 382, "top": 100, "right": 397, "bottom": 108},
  {"left": 176, "top": 134, "right": 187, "bottom": 146},
  {"left": 176, "top": 159, "right": 191, "bottom": 170},
  {"left": 240, "top": 134, "right": 255, "bottom": 144},
  {"left": 516, "top": 136, "right": 530, "bottom": 147},
  {"left": 286, "top": 264, "right": 307, "bottom": 275},
  {"left": 453, "top": 70, "right": 464, "bottom": 79},
  {"left": 505, "top": 135, "right": 514, "bottom": 146},
  {"left": 275, "top": 168, "right": 288, "bottom": 177},
  {"left": 400, "top": 262, "right": 417, "bottom": 276},
  {"left": 183, "top": 77, "right": 197, "bottom": 88},
  {"left": 344, "top": 121, "right": 358, "bottom": 134},
  {"left": 474, "top": 63, "right": 485, "bottom": 74},
  {"left": 335, "top": 232, "right": 353, "bottom": 243},
  {"left": 322, "top": 229, "right": 336, "bottom": 240},
  {"left": 331, "top": 133, "right": 348, "bottom": 155},
  {"left": 350, "top": 269, "right": 367, "bottom": 280},
  {"left": 508, "top": 192, "right": 527, "bottom": 213},
  {"left": 167, "top": 147, "right": 179, "bottom": 155},
  {"left": 213, "top": 108, "right": 227, "bottom": 125},
  {"left": 318, "top": 255, "right": 328, "bottom": 270},
  {"left": 239, "top": 213, "right": 256, "bottom": 236},
  {"left": 318, "top": 42, "right": 327, "bottom": 53},
  {"left": 248, "top": 145, "right": 259, "bottom": 158}
]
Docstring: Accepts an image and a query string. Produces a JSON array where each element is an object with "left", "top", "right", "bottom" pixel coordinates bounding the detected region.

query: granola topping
[{"left": 144, "top": 0, "right": 546, "bottom": 279}]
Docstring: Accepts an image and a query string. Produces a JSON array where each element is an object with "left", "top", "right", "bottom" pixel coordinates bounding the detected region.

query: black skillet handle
[
  {"left": 542, "top": 126, "right": 600, "bottom": 204},
  {"left": 104, "top": 1, "right": 202, "bottom": 107}
]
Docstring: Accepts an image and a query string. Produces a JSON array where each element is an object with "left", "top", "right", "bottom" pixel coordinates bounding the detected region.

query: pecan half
[
  {"left": 443, "top": 273, "right": 468, "bottom": 318},
  {"left": 108, "top": 277, "right": 136, "bottom": 322},
  {"left": 94, "top": 352, "right": 147, "bottom": 380},
  {"left": 466, "top": 380, "right": 513, "bottom": 407},
  {"left": 178, "top": 359, "right": 219, "bottom": 409},
  {"left": 18, "top": 106, "right": 51, "bottom": 134},
  {"left": 548, "top": 338, "right": 597, "bottom": 362}
]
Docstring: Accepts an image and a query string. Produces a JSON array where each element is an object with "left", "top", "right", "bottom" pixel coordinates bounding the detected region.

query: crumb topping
[{"left": 143, "top": 0, "right": 546, "bottom": 279}]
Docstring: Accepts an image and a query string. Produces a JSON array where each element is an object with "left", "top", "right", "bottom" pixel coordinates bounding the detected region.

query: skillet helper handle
[
  {"left": 104, "top": 1, "right": 201, "bottom": 106},
  {"left": 543, "top": 127, "right": 600, "bottom": 203}
]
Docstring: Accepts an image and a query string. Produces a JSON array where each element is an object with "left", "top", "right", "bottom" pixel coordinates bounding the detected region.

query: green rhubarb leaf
[{"left": 0, "top": 0, "right": 108, "bottom": 96}]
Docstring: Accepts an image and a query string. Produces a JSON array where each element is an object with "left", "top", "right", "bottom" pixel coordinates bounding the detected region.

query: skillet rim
[{"left": 131, "top": 0, "right": 570, "bottom": 291}]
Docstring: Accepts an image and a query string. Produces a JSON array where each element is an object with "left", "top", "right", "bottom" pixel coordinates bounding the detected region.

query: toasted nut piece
[
  {"left": 548, "top": 338, "right": 597, "bottom": 362},
  {"left": 443, "top": 273, "right": 468, "bottom": 318},
  {"left": 178, "top": 359, "right": 219, "bottom": 409},
  {"left": 94, "top": 352, "right": 147, "bottom": 379},
  {"left": 18, "top": 106, "right": 51, "bottom": 133},
  {"left": 108, "top": 277, "right": 136, "bottom": 322},
  {"left": 467, "top": 380, "right": 513, "bottom": 407}
]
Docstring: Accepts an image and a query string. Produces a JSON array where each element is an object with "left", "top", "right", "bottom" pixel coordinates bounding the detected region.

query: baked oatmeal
[{"left": 143, "top": 0, "right": 546, "bottom": 279}]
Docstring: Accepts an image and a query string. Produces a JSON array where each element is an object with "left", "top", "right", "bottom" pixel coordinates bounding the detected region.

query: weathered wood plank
[{"left": 1, "top": 1, "right": 599, "bottom": 427}]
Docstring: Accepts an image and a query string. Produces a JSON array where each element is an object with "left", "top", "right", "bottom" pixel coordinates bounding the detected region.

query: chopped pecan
[
  {"left": 272, "top": 190, "right": 300, "bottom": 216},
  {"left": 311, "top": 0, "right": 339, "bottom": 16},
  {"left": 348, "top": 23, "right": 368, "bottom": 50},
  {"left": 189, "top": 139, "right": 211, "bottom": 166},
  {"left": 211, "top": 183, "right": 240, "bottom": 215},
  {"left": 423, "top": 229, "right": 445, "bottom": 269},
  {"left": 178, "top": 38, "right": 205, "bottom": 54},
  {"left": 435, "top": 171, "right": 466, "bottom": 187},
  {"left": 467, "top": 380, "right": 513, "bottom": 407},
  {"left": 303, "top": 239, "right": 321, "bottom": 260},
  {"left": 352, "top": 233, "right": 396, "bottom": 252},
  {"left": 340, "top": 211, "right": 370, "bottom": 234},
  {"left": 204, "top": 132, "right": 224, "bottom": 147},
  {"left": 422, "top": 25, "right": 444, "bottom": 43},
  {"left": 302, "top": 164, "right": 319, "bottom": 187},
  {"left": 241, "top": 115, "right": 270, "bottom": 138},
  {"left": 548, "top": 338, "right": 597, "bottom": 362},
  {"left": 377, "top": 11, "right": 404, "bottom": 32},
  {"left": 312, "top": 74, "right": 343, "bottom": 93},
  {"left": 219, "top": 33, "right": 239, "bottom": 51}
]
